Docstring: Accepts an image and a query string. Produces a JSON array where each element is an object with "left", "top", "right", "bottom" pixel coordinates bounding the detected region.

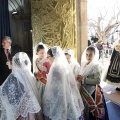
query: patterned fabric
[
  {"left": 0, "top": 98, "right": 7, "bottom": 120},
  {"left": 43, "top": 46, "right": 84, "bottom": 120},
  {"left": 0, "top": 52, "right": 41, "bottom": 120},
  {"left": 35, "top": 71, "right": 47, "bottom": 84},
  {"left": 35, "top": 58, "right": 49, "bottom": 100},
  {"left": 35, "top": 58, "right": 50, "bottom": 79},
  {"left": 107, "top": 49, "right": 120, "bottom": 83},
  {"left": 2, "top": 74, "right": 25, "bottom": 105},
  {"left": 16, "top": 112, "right": 43, "bottom": 120},
  {"left": 0, "top": 73, "right": 41, "bottom": 120},
  {"left": 81, "top": 85, "right": 105, "bottom": 118}
]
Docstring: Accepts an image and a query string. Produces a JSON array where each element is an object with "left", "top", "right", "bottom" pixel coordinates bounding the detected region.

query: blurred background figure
[{"left": 95, "top": 39, "right": 103, "bottom": 59}]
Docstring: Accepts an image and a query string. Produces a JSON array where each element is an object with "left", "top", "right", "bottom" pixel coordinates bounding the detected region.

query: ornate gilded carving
[{"left": 31, "top": 0, "right": 76, "bottom": 51}]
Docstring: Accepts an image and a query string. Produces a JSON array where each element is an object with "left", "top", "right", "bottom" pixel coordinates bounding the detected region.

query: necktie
[{"left": 6, "top": 49, "right": 11, "bottom": 61}]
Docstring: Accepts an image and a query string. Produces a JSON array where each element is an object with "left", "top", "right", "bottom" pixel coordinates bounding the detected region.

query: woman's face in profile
[
  {"left": 47, "top": 54, "right": 54, "bottom": 64},
  {"left": 86, "top": 50, "right": 95, "bottom": 63}
]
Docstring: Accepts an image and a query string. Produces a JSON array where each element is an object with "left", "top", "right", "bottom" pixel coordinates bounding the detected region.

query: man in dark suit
[{"left": 0, "top": 36, "right": 20, "bottom": 85}]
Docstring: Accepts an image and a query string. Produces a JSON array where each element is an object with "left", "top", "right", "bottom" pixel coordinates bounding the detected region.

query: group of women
[{"left": 0, "top": 42, "right": 110, "bottom": 120}]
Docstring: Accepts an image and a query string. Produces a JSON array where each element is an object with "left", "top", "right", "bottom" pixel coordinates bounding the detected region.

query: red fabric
[
  {"left": 36, "top": 71, "right": 47, "bottom": 84},
  {"left": 6, "top": 49, "right": 11, "bottom": 61},
  {"left": 41, "top": 61, "right": 51, "bottom": 79}
]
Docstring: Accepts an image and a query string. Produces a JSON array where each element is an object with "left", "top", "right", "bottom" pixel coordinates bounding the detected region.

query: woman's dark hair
[
  {"left": 64, "top": 53, "right": 69, "bottom": 55},
  {"left": 36, "top": 45, "right": 45, "bottom": 52},
  {"left": 47, "top": 48, "right": 54, "bottom": 57},
  {"left": 86, "top": 46, "right": 95, "bottom": 54}
]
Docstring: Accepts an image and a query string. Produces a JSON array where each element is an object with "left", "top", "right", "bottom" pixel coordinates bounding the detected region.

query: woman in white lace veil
[
  {"left": 64, "top": 49, "right": 80, "bottom": 76},
  {"left": 33, "top": 42, "right": 51, "bottom": 100},
  {"left": 42, "top": 46, "right": 84, "bottom": 120},
  {"left": 79, "top": 46, "right": 100, "bottom": 77},
  {"left": 33, "top": 42, "right": 48, "bottom": 73},
  {"left": 77, "top": 46, "right": 109, "bottom": 120},
  {"left": 0, "top": 52, "right": 43, "bottom": 120},
  {"left": 64, "top": 49, "right": 81, "bottom": 88}
]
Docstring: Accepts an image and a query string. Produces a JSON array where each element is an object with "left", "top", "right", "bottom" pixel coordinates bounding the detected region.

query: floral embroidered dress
[
  {"left": 35, "top": 58, "right": 51, "bottom": 99},
  {"left": 36, "top": 58, "right": 50, "bottom": 79}
]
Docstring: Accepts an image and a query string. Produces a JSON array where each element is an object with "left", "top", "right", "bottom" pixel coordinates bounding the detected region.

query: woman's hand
[{"left": 76, "top": 75, "right": 83, "bottom": 82}]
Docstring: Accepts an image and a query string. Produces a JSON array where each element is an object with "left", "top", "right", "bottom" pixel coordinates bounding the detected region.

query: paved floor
[{"left": 106, "top": 100, "right": 120, "bottom": 120}]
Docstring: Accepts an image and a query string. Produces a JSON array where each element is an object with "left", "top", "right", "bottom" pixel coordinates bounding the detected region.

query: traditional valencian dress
[
  {"left": 35, "top": 57, "right": 51, "bottom": 99},
  {"left": 33, "top": 42, "right": 51, "bottom": 99},
  {"left": 35, "top": 58, "right": 51, "bottom": 79},
  {"left": 0, "top": 52, "right": 43, "bottom": 120},
  {"left": 106, "top": 40, "right": 120, "bottom": 87},
  {"left": 79, "top": 46, "right": 109, "bottom": 120},
  {"left": 64, "top": 49, "right": 81, "bottom": 88},
  {"left": 42, "top": 46, "right": 84, "bottom": 120}
]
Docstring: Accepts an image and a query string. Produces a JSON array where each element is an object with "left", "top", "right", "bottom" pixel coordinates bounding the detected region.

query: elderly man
[{"left": 0, "top": 36, "right": 20, "bottom": 85}]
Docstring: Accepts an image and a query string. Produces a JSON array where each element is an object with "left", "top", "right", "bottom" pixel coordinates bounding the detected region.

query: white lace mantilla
[
  {"left": 43, "top": 64, "right": 84, "bottom": 120},
  {"left": 0, "top": 72, "right": 40, "bottom": 120}
]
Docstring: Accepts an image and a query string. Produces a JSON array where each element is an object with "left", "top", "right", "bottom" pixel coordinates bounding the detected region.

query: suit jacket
[{"left": 0, "top": 46, "right": 20, "bottom": 85}]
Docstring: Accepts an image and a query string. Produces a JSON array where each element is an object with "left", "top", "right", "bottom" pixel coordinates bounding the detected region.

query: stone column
[{"left": 76, "top": 0, "right": 88, "bottom": 63}]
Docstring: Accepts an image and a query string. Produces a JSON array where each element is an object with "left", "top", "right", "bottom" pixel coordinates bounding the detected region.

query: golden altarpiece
[{"left": 31, "top": 0, "right": 88, "bottom": 61}]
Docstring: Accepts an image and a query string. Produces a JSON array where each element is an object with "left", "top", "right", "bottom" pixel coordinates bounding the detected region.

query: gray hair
[{"left": 3, "top": 36, "right": 12, "bottom": 44}]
